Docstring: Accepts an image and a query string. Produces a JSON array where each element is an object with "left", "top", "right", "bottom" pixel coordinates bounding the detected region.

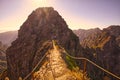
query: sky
[{"left": 0, "top": 0, "right": 120, "bottom": 33}]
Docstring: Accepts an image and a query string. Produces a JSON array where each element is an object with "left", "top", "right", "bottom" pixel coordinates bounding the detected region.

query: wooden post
[{"left": 83, "top": 60, "right": 87, "bottom": 80}]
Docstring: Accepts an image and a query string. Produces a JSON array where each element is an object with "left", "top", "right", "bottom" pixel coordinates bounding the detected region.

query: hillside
[{"left": 0, "top": 31, "right": 17, "bottom": 46}]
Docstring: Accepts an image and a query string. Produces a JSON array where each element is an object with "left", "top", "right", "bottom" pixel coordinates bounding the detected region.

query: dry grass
[{"left": 71, "top": 67, "right": 90, "bottom": 80}]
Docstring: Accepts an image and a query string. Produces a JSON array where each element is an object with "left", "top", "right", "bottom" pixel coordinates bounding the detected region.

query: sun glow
[{"left": 32, "top": 0, "right": 49, "bottom": 7}]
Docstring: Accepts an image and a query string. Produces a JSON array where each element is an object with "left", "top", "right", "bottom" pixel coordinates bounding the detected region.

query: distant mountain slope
[
  {"left": 104, "top": 25, "right": 120, "bottom": 37},
  {"left": 73, "top": 25, "right": 120, "bottom": 48},
  {"left": 73, "top": 28, "right": 101, "bottom": 42},
  {"left": 73, "top": 25, "right": 120, "bottom": 80},
  {"left": 0, "top": 41, "right": 7, "bottom": 74},
  {"left": 0, "top": 31, "right": 18, "bottom": 46},
  {"left": 103, "top": 25, "right": 120, "bottom": 47},
  {"left": 0, "top": 31, "right": 17, "bottom": 75}
]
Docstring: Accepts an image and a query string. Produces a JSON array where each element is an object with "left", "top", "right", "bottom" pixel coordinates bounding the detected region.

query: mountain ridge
[{"left": 6, "top": 7, "right": 83, "bottom": 80}]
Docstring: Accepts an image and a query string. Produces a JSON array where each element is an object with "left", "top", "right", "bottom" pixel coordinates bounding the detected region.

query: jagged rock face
[
  {"left": 74, "top": 26, "right": 120, "bottom": 79},
  {"left": 6, "top": 7, "right": 81, "bottom": 80}
]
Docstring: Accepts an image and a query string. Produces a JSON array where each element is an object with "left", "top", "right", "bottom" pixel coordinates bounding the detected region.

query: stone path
[
  {"left": 48, "top": 43, "right": 76, "bottom": 80},
  {"left": 32, "top": 41, "right": 86, "bottom": 80}
]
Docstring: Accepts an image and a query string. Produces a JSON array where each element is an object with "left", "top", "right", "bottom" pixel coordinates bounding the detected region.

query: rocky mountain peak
[
  {"left": 6, "top": 7, "right": 81, "bottom": 80},
  {"left": 19, "top": 7, "right": 68, "bottom": 38}
]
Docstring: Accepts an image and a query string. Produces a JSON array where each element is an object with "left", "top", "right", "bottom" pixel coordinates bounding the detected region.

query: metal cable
[
  {"left": 63, "top": 48, "right": 120, "bottom": 80},
  {"left": 23, "top": 52, "right": 48, "bottom": 80}
]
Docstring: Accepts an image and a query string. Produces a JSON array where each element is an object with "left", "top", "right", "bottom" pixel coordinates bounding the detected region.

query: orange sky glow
[{"left": 0, "top": 0, "right": 120, "bottom": 33}]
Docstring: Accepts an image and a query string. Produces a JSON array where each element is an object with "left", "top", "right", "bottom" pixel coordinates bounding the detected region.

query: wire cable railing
[
  {"left": 62, "top": 48, "right": 120, "bottom": 80},
  {"left": 23, "top": 52, "right": 48, "bottom": 80}
]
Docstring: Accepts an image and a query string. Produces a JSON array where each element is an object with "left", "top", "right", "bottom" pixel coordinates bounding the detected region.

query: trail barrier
[{"left": 62, "top": 48, "right": 120, "bottom": 80}]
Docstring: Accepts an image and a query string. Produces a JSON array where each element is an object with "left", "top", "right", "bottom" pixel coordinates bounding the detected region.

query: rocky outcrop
[{"left": 6, "top": 7, "right": 82, "bottom": 80}]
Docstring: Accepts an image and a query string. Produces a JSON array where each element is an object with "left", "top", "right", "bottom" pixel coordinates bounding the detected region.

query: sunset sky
[{"left": 0, "top": 0, "right": 120, "bottom": 33}]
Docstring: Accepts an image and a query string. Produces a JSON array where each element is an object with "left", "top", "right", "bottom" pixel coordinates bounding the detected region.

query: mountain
[
  {"left": 2, "top": 7, "right": 119, "bottom": 80},
  {"left": 6, "top": 7, "right": 83, "bottom": 80},
  {"left": 0, "top": 31, "right": 18, "bottom": 46},
  {"left": 73, "top": 25, "right": 120, "bottom": 80}
]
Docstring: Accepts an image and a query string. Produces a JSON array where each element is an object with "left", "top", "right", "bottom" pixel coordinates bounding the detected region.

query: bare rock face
[{"left": 6, "top": 7, "right": 81, "bottom": 80}]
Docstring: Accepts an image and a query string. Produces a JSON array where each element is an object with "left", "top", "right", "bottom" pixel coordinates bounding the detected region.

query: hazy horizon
[{"left": 0, "top": 0, "right": 120, "bottom": 33}]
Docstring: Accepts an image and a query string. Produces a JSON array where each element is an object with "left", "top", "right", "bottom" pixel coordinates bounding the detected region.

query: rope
[
  {"left": 62, "top": 48, "right": 120, "bottom": 80},
  {"left": 23, "top": 52, "right": 48, "bottom": 80}
]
